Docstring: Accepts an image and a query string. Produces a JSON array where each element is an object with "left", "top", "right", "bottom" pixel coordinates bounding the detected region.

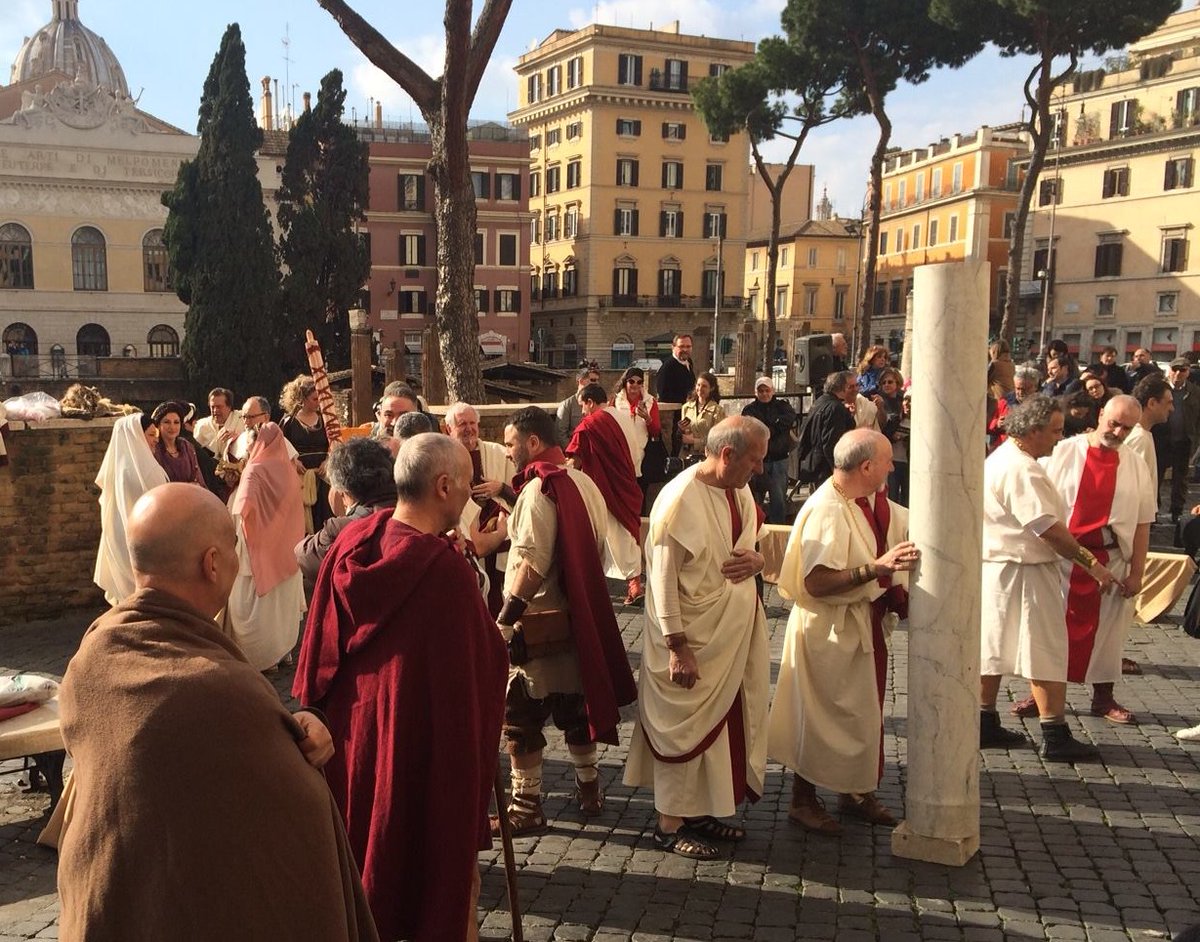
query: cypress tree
[
  {"left": 277, "top": 69, "right": 371, "bottom": 372},
  {"left": 163, "top": 23, "right": 282, "bottom": 405}
]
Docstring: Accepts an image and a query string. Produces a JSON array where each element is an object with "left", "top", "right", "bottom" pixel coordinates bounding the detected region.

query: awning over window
[{"left": 480, "top": 331, "right": 507, "bottom": 357}]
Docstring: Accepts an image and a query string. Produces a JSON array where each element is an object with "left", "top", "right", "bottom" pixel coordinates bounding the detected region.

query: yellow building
[
  {"left": 509, "top": 22, "right": 755, "bottom": 371},
  {"left": 743, "top": 202, "right": 863, "bottom": 365},
  {"left": 874, "top": 125, "right": 1026, "bottom": 351},
  {"left": 1022, "top": 6, "right": 1200, "bottom": 362}
]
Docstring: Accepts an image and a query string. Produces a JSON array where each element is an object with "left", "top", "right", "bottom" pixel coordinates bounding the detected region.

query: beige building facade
[
  {"left": 509, "top": 23, "right": 755, "bottom": 371},
  {"left": 0, "top": 0, "right": 197, "bottom": 380},
  {"left": 874, "top": 125, "right": 1026, "bottom": 352},
  {"left": 1023, "top": 7, "right": 1200, "bottom": 362}
]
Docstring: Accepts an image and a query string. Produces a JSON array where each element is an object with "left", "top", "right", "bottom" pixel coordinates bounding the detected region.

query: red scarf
[{"left": 513, "top": 452, "right": 637, "bottom": 744}]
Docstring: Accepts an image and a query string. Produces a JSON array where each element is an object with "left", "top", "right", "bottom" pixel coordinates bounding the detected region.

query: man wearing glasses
[
  {"left": 1044, "top": 396, "right": 1155, "bottom": 726},
  {"left": 1153, "top": 358, "right": 1200, "bottom": 522},
  {"left": 223, "top": 396, "right": 303, "bottom": 474}
]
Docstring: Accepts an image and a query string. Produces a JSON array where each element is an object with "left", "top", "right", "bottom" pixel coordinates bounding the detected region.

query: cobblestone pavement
[{"left": 4, "top": 547, "right": 1200, "bottom": 941}]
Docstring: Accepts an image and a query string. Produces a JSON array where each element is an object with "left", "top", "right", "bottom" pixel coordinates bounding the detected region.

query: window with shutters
[
  {"left": 660, "top": 208, "right": 682, "bottom": 238},
  {"left": 530, "top": 216, "right": 540, "bottom": 245},
  {"left": 1050, "top": 109, "right": 1067, "bottom": 147},
  {"left": 546, "top": 166, "right": 561, "bottom": 193},
  {"left": 1110, "top": 99, "right": 1137, "bottom": 138},
  {"left": 709, "top": 63, "right": 729, "bottom": 77},
  {"left": 931, "top": 168, "right": 942, "bottom": 197},
  {"left": 914, "top": 173, "right": 925, "bottom": 202},
  {"left": 1165, "top": 156, "right": 1194, "bottom": 190},
  {"left": 399, "top": 173, "right": 424, "bottom": 210},
  {"left": 545, "top": 213, "right": 559, "bottom": 242},
  {"left": 475, "top": 288, "right": 489, "bottom": 315},
  {"left": 662, "top": 161, "right": 683, "bottom": 190},
  {"left": 807, "top": 247, "right": 818, "bottom": 268},
  {"left": 529, "top": 134, "right": 541, "bottom": 152},
  {"left": 617, "top": 158, "right": 639, "bottom": 187},
  {"left": 564, "top": 207, "right": 579, "bottom": 239},
  {"left": 703, "top": 211, "right": 727, "bottom": 239},
  {"left": 616, "top": 118, "right": 641, "bottom": 136},
  {"left": 928, "top": 219, "right": 939, "bottom": 247},
  {"left": 702, "top": 268, "right": 722, "bottom": 301},
  {"left": 1101, "top": 167, "right": 1129, "bottom": 198},
  {"left": 888, "top": 282, "right": 902, "bottom": 314},
  {"left": 474, "top": 231, "right": 485, "bottom": 265},
  {"left": 948, "top": 215, "right": 959, "bottom": 242},
  {"left": 951, "top": 162, "right": 963, "bottom": 193},
  {"left": 401, "top": 233, "right": 425, "bottom": 266},
  {"left": 499, "top": 233, "right": 518, "bottom": 266},
  {"left": 529, "top": 171, "right": 540, "bottom": 197},
  {"left": 1002, "top": 213, "right": 1017, "bottom": 240},
  {"left": 663, "top": 58, "right": 687, "bottom": 92},
  {"left": 567, "top": 56, "right": 584, "bottom": 89},
  {"left": 1176, "top": 87, "right": 1200, "bottom": 127},
  {"left": 1033, "top": 245, "right": 1056, "bottom": 280},
  {"left": 780, "top": 247, "right": 789, "bottom": 267},
  {"left": 542, "top": 269, "right": 559, "bottom": 298},
  {"left": 495, "top": 172, "right": 520, "bottom": 201},
  {"left": 1094, "top": 239, "right": 1123, "bottom": 278},
  {"left": 471, "top": 171, "right": 490, "bottom": 200},
  {"left": 1038, "top": 178, "right": 1061, "bottom": 206},
  {"left": 566, "top": 160, "right": 581, "bottom": 188},
  {"left": 804, "top": 286, "right": 818, "bottom": 316},
  {"left": 618, "top": 54, "right": 642, "bottom": 86},
  {"left": 546, "top": 128, "right": 561, "bottom": 146},
  {"left": 563, "top": 265, "right": 578, "bottom": 297},
  {"left": 662, "top": 122, "right": 686, "bottom": 140},
  {"left": 912, "top": 224, "right": 921, "bottom": 250},
  {"left": 530, "top": 270, "right": 540, "bottom": 300},
  {"left": 399, "top": 289, "right": 426, "bottom": 315},
  {"left": 705, "top": 163, "right": 723, "bottom": 191},
  {"left": 898, "top": 180, "right": 907, "bottom": 206},
  {"left": 497, "top": 288, "right": 520, "bottom": 313},
  {"left": 1162, "top": 232, "right": 1188, "bottom": 273},
  {"left": 566, "top": 121, "right": 583, "bottom": 140},
  {"left": 879, "top": 231, "right": 888, "bottom": 255},
  {"left": 776, "top": 286, "right": 789, "bottom": 316},
  {"left": 613, "top": 266, "right": 638, "bottom": 300},
  {"left": 615, "top": 207, "right": 638, "bottom": 237},
  {"left": 546, "top": 65, "right": 561, "bottom": 97},
  {"left": 834, "top": 287, "right": 848, "bottom": 321},
  {"left": 527, "top": 73, "right": 542, "bottom": 104},
  {"left": 659, "top": 267, "right": 681, "bottom": 303}
]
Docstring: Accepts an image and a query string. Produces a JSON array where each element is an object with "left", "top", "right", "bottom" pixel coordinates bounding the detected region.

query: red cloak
[
  {"left": 567, "top": 409, "right": 643, "bottom": 544},
  {"left": 513, "top": 451, "right": 638, "bottom": 744},
  {"left": 294, "top": 511, "right": 508, "bottom": 942}
]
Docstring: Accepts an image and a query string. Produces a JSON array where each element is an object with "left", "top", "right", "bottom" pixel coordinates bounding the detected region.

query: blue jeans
[{"left": 753, "top": 458, "right": 790, "bottom": 524}]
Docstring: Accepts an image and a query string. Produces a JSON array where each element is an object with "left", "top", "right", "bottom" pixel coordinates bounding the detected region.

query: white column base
[{"left": 891, "top": 819, "right": 979, "bottom": 866}]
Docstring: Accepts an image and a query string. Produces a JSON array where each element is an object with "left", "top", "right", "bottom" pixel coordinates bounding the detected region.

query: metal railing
[
  {"left": 598, "top": 293, "right": 748, "bottom": 310},
  {"left": 4, "top": 353, "right": 100, "bottom": 379}
]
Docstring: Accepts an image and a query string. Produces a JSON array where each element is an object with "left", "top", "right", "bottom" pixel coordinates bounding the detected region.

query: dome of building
[{"left": 9, "top": 1, "right": 129, "bottom": 97}]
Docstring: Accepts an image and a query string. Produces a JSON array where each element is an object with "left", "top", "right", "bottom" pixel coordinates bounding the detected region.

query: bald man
[
  {"left": 1043, "top": 395, "right": 1155, "bottom": 725},
  {"left": 295, "top": 434, "right": 508, "bottom": 942},
  {"left": 57, "top": 484, "right": 378, "bottom": 942}
]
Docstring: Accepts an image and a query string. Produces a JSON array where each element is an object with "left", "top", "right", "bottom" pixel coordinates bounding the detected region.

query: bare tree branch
[
  {"left": 466, "top": 0, "right": 515, "bottom": 106},
  {"left": 316, "top": 0, "right": 440, "bottom": 111}
]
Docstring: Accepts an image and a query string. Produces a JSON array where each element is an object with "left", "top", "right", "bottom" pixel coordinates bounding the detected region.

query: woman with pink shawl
[{"left": 224, "top": 422, "right": 307, "bottom": 671}]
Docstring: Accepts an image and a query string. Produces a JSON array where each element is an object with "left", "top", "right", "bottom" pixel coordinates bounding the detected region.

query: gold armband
[{"left": 1073, "top": 547, "right": 1098, "bottom": 570}]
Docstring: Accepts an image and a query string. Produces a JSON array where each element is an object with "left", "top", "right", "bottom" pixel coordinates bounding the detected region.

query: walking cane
[{"left": 493, "top": 767, "right": 524, "bottom": 942}]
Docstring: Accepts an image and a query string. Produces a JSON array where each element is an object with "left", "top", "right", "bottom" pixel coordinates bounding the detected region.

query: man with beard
[
  {"left": 1044, "top": 396, "right": 1155, "bottom": 725},
  {"left": 294, "top": 434, "right": 508, "bottom": 942},
  {"left": 445, "top": 401, "right": 516, "bottom": 615},
  {"left": 566, "top": 383, "right": 645, "bottom": 606},
  {"left": 624, "top": 417, "right": 771, "bottom": 859},
  {"left": 495, "top": 407, "right": 637, "bottom": 834}
]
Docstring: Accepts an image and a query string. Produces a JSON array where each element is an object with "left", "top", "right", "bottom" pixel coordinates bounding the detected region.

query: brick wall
[{"left": 0, "top": 418, "right": 114, "bottom": 626}]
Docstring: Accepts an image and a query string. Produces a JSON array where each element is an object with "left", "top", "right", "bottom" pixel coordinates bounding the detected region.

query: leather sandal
[
  {"left": 652, "top": 825, "right": 719, "bottom": 860},
  {"left": 489, "top": 793, "right": 546, "bottom": 837},
  {"left": 574, "top": 778, "right": 604, "bottom": 816},
  {"left": 787, "top": 795, "right": 842, "bottom": 836},
  {"left": 838, "top": 792, "right": 898, "bottom": 827},
  {"left": 1090, "top": 701, "right": 1137, "bottom": 725},
  {"left": 1010, "top": 695, "right": 1039, "bottom": 718},
  {"left": 1121, "top": 658, "right": 1142, "bottom": 675},
  {"left": 683, "top": 815, "right": 745, "bottom": 842}
]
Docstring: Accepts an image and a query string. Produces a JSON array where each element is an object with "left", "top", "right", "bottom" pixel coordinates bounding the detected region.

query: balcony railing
[
  {"left": 5, "top": 353, "right": 101, "bottom": 379},
  {"left": 599, "top": 293, "right": 748, "bottom": 310}
]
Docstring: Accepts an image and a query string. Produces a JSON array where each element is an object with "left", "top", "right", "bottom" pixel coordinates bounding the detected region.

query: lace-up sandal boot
[
  {"left": 980, "top": 709, "right": 1029, "bottom": 749},
  {"left": 787, "top": 774, "right": 842, "bottom": 836}
]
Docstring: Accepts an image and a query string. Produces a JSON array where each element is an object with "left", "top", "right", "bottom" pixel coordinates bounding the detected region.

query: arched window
[
  {"left": 3, "top": 322, "right": 38, "bottom": 356},
  {"left": 72, "top": 226, "right": 108, "bottom": 291},
  {"left": 147, "top": 324, "right": 180, "bottom": 357},
  {"left": 50, "top": 343, "right": 67, "bottom": 378},
  {"left": 0, "top": 223, "right": 34, "bottom": 289},
  {"left": 76, "top": 323, "right": 111, "bottom": 357},
  {"left": 142, "top": 229, "right": 172, "bottom": 292}
]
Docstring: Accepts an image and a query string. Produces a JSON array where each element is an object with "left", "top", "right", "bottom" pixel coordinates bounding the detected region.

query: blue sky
[{"left": 4, "top": 0, "right": 1186, "bottom": 214}]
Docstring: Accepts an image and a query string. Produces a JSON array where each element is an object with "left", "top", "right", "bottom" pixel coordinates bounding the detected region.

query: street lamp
[{"left": 712, "top": 220, "right": 723, "bottom": 373}]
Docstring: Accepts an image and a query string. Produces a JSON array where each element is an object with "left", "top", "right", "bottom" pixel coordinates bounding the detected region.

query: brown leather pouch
[{"left": 515, "top": 610, "right": 572, "bottom": 660}]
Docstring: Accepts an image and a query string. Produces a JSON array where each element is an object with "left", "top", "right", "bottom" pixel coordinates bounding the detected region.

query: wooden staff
[
  {"left": 493, "top": 767, "right": 523, "bottom": 942},
  {"left": 304, "top": 329, "right": 343, "bottom": 443}
]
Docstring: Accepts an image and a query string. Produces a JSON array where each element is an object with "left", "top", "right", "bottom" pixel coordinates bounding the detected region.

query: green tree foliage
[
  {"left": 693, "top": 38, "right": 854, "bottom": 373},
  {"left": 780, "top": 0, "right": 983, "bottom": 357},
  {"left": 931, "top": 0, "right": 1179, "bottom": 344},
  {"left": 163, "top": 24, "right": 282, "bottom": 404},
  {"left": 316, "top": 0, "right": 514, "bottom": 403},
  {"left": 277, "top": 69, "right": 371, "bottom": 372}
]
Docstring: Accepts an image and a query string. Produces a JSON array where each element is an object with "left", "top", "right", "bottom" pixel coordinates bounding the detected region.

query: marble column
[
  {"left": 900, "top": 290, "right": 915, "bottom": 382},
  {"left": 891, "top": 259, "right": 986, "bottom": 867}
]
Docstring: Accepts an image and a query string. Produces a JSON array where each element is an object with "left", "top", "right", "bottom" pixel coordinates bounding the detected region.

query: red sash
[{"left": 1064, "top": 446, "right": 1119, "bottom": 683}]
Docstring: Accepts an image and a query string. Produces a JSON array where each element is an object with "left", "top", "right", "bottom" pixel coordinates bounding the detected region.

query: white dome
[{"left": 10, "top": 1, "right": 129, "bottom": 97}]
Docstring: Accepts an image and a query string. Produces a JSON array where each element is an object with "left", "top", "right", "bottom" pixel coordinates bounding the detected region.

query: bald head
[{"left": 127, "top": 484, "right": 238, "bottom": 616}]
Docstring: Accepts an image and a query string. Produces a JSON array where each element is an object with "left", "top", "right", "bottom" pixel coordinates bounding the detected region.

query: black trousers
[{"left": 1158, "top": 437, "right": 1192, "bottom": 516}]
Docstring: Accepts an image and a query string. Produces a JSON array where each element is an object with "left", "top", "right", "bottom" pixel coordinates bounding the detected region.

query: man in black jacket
[
  {"left": 742, "top": 377, "right": 797, "bottom": 523},
  {"left": 795, "top": 371, "right": 857, "bottom": 489},
  {"left": 655, "top": 334, "right": 695, "bottom": 455}
]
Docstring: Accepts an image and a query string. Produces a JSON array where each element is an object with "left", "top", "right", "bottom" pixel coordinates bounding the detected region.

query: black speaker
[{"left": 794, "top": 333, "right": 835, "bottom": 389}]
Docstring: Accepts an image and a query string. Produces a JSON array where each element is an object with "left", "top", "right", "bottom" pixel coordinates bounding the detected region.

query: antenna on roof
[{"left": 282, "top": 24, "right": 293, "bottom": 120}]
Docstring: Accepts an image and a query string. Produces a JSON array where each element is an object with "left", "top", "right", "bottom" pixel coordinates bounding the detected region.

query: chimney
[
  {"left": 375, "top": 100, "right": 383, "bottom": 128},
  {"left": 303, "top": 91, "right": 311, "bottom": 113},
  {"left": 260, "top": 76, "right": 274, "bottom": 131}
]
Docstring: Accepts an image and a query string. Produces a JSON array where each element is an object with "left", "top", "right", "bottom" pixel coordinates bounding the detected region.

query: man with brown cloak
[{"left": 57, "top": 483, "right": 377, "bottom": 942}]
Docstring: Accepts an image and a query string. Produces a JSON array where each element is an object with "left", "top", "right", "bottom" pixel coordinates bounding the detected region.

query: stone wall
[{"left": 0, "top": 418, "right": 113, "bottom": 626}]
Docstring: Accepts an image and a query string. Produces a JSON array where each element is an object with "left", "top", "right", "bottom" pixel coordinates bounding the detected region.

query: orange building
[{"left": 872, "top": 125, "right": 1026, "bottom": 350}]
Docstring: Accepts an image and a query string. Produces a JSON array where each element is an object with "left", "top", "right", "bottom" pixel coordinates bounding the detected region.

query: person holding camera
[
  {"left": 742, "top": 376, "right": 798, "bottom": 524},
  {"left": 679, "top": 371, "right": 725, "bottom": 463}
]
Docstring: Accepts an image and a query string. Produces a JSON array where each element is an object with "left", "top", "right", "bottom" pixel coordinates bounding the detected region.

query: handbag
[{"left": 641, "top": 435, "right": 669, "bottom": 484}]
